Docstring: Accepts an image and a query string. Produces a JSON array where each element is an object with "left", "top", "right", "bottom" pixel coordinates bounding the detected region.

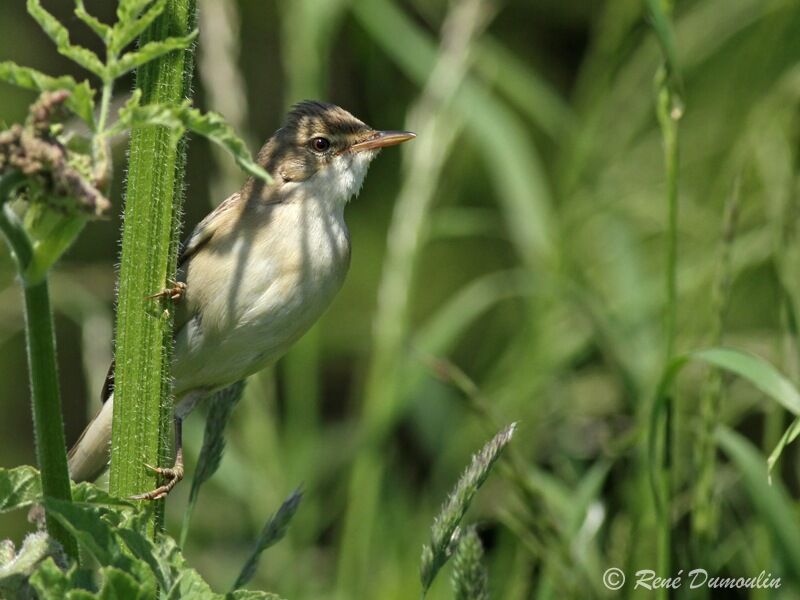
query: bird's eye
[{"left": 310, "top": 137, "right": 331, "bottom": 153}]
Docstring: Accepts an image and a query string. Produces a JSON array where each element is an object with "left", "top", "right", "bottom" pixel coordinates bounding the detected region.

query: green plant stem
[
  {"left": 109, "top": 0, "right": 196, "bottom": 516},
  {"left": 22, "top": 279, "right": 77, "bottom": 556},
  {"left": 654, "top": 74, "right": 680, "bottom": 600},
  {"left": 0, "top": 172, "right": 77, "bottom": 559},
  {"left": 96, "top": 80, "right": 112, "bottom": 135}
]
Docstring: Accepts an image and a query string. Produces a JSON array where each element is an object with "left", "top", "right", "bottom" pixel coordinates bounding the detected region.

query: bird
[{"left": 67, "top": 100, "right": 415, "bottom": 499}]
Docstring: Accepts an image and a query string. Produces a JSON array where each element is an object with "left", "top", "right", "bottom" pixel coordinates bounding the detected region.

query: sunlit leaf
[
  {"left": 109, "top": 32, "right": 198, "bottom": 79},
  {"left": 27, "top": 0, "right": 106, "bottom": 78},
  {"left": 0, "top": 62, "right": 95, "bottom": 124},
  {"left": 116, "top": 99, "right": 270, "bottom": 181}
]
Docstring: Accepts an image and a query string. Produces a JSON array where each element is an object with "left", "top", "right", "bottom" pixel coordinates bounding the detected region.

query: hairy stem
[
  {"left": 109, "top": 0, "right": 197, "bottom": 516},
  {"left": 0, "top": 172, "right": 77, "bottom": 559}
]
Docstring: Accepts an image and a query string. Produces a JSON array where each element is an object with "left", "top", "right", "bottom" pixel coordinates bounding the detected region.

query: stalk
[
  {"left": 692, "top": 183, "right": 739, "bottom": 550},
  {"left": 649, "top": 0, "right": 682, "bottom": 592},
  {"left": 0, "top": 172, "right": 77, "bottom": 559},
  {"left": 108, "top": 0, "right": 197, "bottom": 515},
  {"left": 655, "top": 71, "right": 679, "bottom": 595}
]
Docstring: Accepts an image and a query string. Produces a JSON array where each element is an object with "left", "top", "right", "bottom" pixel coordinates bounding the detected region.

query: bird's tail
[{"left": 67, "top": 395, "right": 114, "bottom": 482}]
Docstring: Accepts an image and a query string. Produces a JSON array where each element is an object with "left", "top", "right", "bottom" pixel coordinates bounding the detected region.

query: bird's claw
[
  {"left": 146, "top": 280, "right": 186, "bottom": 303},
  {"left": 130, "top": 461, "right": 185, "bottom": 501}
]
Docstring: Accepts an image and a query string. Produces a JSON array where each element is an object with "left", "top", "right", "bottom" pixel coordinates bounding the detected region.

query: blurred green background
[{"left": 3, "top": 0, "right": 800, "bottom": 598}]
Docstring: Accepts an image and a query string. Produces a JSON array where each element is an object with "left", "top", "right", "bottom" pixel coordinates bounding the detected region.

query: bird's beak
[{"left": 349, "top": 130, "right": 416, "bottom": 152}]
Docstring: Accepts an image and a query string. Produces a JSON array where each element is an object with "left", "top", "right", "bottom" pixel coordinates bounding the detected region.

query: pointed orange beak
[{"left": 349, "top": 130, "right": 416, "bottom": 152}]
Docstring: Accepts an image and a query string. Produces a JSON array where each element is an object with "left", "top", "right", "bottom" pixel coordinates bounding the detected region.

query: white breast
[{"left": 171, "top": 196, "right": 351, "bottom": 394}]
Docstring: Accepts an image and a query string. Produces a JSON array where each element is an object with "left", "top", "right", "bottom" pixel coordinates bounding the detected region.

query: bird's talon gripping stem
[
  {"left": 129, "top": 419, "right": 184, "bottom": 501},
  {"left": 146, "top": 280, "right": 186, "bottom": 303}
]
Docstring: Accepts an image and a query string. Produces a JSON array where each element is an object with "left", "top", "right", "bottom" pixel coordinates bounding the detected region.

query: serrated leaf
[
  {"left": 116, "top": 100, "right": 270, "bottom": 181},
  {"left": 116, "top": 0, "right": 159, "bottom": 28},
  {"left": 74, "top": 0, "right": 111, "bottom": 42},
  {"left": 109, "top": 0, "right": 167, "bottom": 55},
  {"left": 109, "top": 32, "right": 197, "bottom": 79},
  {"left": 115, "top": 532, "right": 166, "bottom": 590},
  {"left": 232, "top": 489, "right": 303, "bottom": 590},
  {"left": 177, "top": 106, "right": 271, "bottom": 182},
  {"left": 98, "top": 566, "right": 154, "bottom": 600},
  {"left": 0, "top": 62, "right": 95, "bottom": 124},
  {"left": 27, "top": 0, "right": 106, "bottom": 78},
  {"left": 71, "top": 483, "right": 133, "bottom": 507},
  {"left": 43, "top": 499, "right": 124, "bottom": 567},
  {"left": 164, "top": 567, "right": 216, "bottom": 600},
  {"left": 29, "top": 558, "right": 71, "bottom": 599},
  {"left": 0, "top": 465, "right": 42, "bottom": 513}
]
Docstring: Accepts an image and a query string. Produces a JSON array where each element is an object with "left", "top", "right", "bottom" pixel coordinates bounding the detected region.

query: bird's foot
[
  {"left": 130, "top": 461, "right": 185, "bottom": 501},
  {"left": 146, "top": 280, "right": 186, "bottom": 303}
]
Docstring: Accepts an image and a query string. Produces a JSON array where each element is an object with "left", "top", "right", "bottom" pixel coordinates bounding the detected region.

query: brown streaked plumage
[{"left": 67, "top": 101, "right": 414, "bottom": 498}]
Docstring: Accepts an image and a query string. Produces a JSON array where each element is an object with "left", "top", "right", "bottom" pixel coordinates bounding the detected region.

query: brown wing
[
  {"left": 177, "top": 192, "right": 242, "bottom": 268},
  {"left": 100, "top": 193, "right": 244, "bottom": 403}
]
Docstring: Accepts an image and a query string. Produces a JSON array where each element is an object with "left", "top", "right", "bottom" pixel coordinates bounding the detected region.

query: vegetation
[{"left": 1, "top": 0, "right": 800, "bottom": 598}]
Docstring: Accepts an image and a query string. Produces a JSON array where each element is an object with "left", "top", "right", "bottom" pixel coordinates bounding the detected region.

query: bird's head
[{"left": 254, "top": 101, "right": 414, "bottom": 207}]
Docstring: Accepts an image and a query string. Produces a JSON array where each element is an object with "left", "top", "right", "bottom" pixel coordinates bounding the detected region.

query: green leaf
[
  {"left": 43, "top": 499, "right": 123, "bottom": 567},
  {"left": 691, "top": 348, "right": 800, "bottom": 415},
  {"left": 71, "top": 482, "right": 133, "bottom": 507},
  {"left": 649, "top": 347, "right": 800, "bottom": 511},
  {"left": 176, "top": 105, "right": 270, "bottom": 182},
  {"left": 115, "top": 0, "right": 159, "bottom": 30},
  {"left": 0, "top": 466, "right": 42, "bottom": 513},
  {"left": 232, "top": 489, "right": 303, "bottom": 590},
  {"left": 74, "top": 0, "right": 111, "bottom": 42},
  {"left": 109, "top": 0, "right": 168, "bottom": 56},
  {"left": 644, "top": 0, "right": 680, "bottom": 78},
  {"left": 98, "top": 566, "right": 154, "bottom": 600},
  {"left": 116, "top": 100, "right": 271, "bottom": 181},
  {"left": 27, "top": 0, "right": 106, "bottom": 78},
  {"left": 768, "top": 417, "right": 800, "bottom": 476},
  {"left": 109, "top": 32, "right": 198, "bottom": 79},
  {"left": 716, "top": 427, "right": 800, "bottom": 584},
  {"left": 0, "top": 63, "right": 95, "bottom": 124},
  {"left": 29, "top": 558, "right": 72, "bottom": 599}
]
